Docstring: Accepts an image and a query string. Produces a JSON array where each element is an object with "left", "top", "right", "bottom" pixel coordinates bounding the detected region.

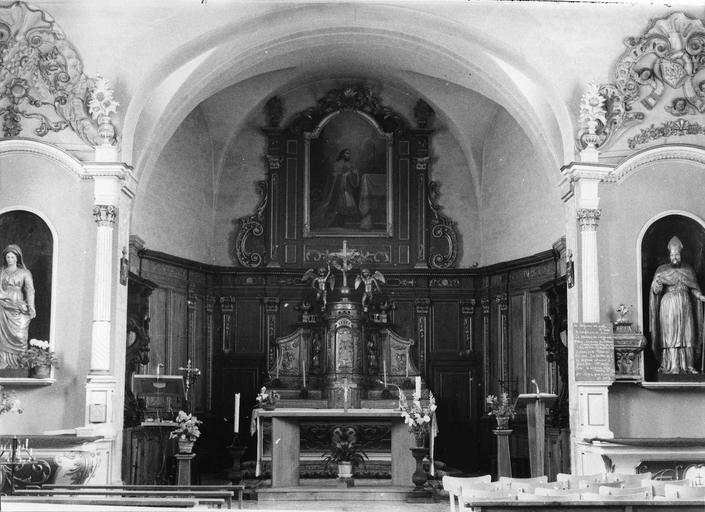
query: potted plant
[
  {"left": 486, "top": 392, "right": 516, "bottom": 429},
  {"left": 321, "top": 427, "right": 368, "bottom": 479},
  {"left": 18, "top": 339, "right": 59, "bottom": 378},
  {"left": 256, "top": 386, "right": 280, "bottom": 410},
  {"left": 169, "top": 410, "right": 202, "bottom": 453}
]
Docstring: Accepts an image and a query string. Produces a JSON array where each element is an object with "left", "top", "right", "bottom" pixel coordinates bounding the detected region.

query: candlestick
[
  {"left": 406, "top": 352, "right": 409, "bottom": 378},
  {"left": 383, "top": 360, "right": 387, "bottom": 387},
  {"left": 234, "top": 393, "right": 240, "bottom": 434},
  {"left": 302, "top": 359, "right": 307, "bottom": 388},
  {"left": 415, "top": 376, "right": 421, "bottom": 397}
]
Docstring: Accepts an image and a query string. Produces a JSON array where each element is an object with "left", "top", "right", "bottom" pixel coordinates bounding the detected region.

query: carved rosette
[
  {"left": 577, "top": 208, "right": 601, "bottom": 231},
  {"left": 92, "top": 205, "right": 118, "bottom": 226},
  {"left": 234, "top": 180, "right": 268, "bottom": 267},
  {"left": 426, "top": 181, "right": 459, "bottom": 269}
]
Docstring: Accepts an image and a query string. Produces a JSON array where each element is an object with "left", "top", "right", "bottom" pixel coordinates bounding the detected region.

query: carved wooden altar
[{"left": 234, "top": 84, "right": 459, "bottom": 270}]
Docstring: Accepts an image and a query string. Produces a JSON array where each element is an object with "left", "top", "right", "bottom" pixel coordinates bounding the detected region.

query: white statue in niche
[
  {"left": 0, "top": 244, "right": 36, "bottom": 369},
  {"left": 649, "top": 236, "right": 705, "bottom": 374}
]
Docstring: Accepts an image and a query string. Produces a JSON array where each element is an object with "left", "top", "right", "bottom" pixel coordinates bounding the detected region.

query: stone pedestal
[
  {"left": 493, "top": 428, "right": 512, "bottom": 478},
  {"left": 406, "top": 447, "right": 434, "bottom": 503},
  {"left": 227, "top": 444, "right": 247, "bottom": 484},
  {"left": 175, "top": 453, "right": 195, "bottom": 485}
]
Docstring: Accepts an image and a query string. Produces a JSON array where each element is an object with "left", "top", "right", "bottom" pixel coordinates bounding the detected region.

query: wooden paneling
[
  {"left": 528, "top": 291, "right": 548, "bottom": 394},
  {"left": 432, "top": 301, "right": 460, "bottom": 353},
  {"left": 510, "top": 293, "right": 526, "bottom": 393},
  {"left": 233, "top": 300, "right": 262, "bottom": 353},
  {"left": 392, "top": 300, "right": 414, "bottom": 339}
]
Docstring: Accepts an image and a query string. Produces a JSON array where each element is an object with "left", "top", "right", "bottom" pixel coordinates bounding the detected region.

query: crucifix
[
  {"left": 178, "top": 359, "right": 201, "bottom": 414},
  {"left": 329, "top": 240, "right": 359, "bottom": 290}
]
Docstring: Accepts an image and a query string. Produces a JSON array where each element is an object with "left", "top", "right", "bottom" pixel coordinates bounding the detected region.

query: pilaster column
[
  {"left": 577, "top": 208, "right": 601, "bottom": 323},
  {"left": 220, "top": 297, "right": 234, "bottom": 354},
  {"left": 91, "top": 204, "right": 118, "bottom": 372},
  {"left": 205, "top": 296, "right": 216, "bottom": 410},
  {"left": 264, "top": 297, "right": 280, "bottom": 375},
  {"left": 414, "top": 299, "right": 431, "bottom": 377},
  {"left": 460, "top": 299, "right": 475, "bottom": 357},
  {"left": 496, "top": 294, "right": 509, "bottom": 385},
  {"left": 481, "top": 297, "right": 491, "bottom": 394}
]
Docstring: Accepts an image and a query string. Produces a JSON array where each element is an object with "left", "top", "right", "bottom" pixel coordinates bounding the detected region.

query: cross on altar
[
  {"left": 178, "top": 359, "right": 201, "bottom": 413},
  {"left": 328, "top": 240, "right": 359, "bottom": 288}
]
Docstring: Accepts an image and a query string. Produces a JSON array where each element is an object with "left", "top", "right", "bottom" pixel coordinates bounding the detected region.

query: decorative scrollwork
[
  {"left": 289, "top": 84, "right": 406, "bottom": 134},
  {"left": 234, "top": 180, "right": 268, "bottom": 267},
  {"left": 426, "top": 181, "right": 458, "bottom": 269},
  {"left": 576, "top": 12, "right": 705, "bottom": 152},
  {"left": 0, "top": 3, "right": 109, "bottom": 147}
]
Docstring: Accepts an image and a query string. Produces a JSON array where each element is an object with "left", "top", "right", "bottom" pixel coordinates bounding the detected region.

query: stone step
[{"left": 257, "top": 482, "right": 411, "bottom": 502}]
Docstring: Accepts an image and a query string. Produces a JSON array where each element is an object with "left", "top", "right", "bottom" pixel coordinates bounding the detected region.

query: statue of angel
[
  {"left": 355, "top": 268, "right": 385, "bottom": 312},
  {"left": 302, "top": 265, "right": 334, "bottom": 311}
]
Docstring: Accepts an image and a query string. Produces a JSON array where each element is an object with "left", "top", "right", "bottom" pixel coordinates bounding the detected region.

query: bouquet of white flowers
[{"left": 398, "top": 388, "right": 437, "bottom": 445}]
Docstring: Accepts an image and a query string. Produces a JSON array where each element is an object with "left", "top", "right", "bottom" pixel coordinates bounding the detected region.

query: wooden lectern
[{"left": 515, "top": 392, "right": 557, "bottom": 478}]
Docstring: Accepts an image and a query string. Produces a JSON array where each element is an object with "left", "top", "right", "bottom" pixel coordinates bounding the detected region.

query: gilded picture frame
[{"left": 303, "top": 110, "right": 393, "bottom": 238}]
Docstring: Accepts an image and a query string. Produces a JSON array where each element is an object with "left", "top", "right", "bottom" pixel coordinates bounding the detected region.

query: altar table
[{"left": 252, "top": 408, "right": 417, "bottom": 487}]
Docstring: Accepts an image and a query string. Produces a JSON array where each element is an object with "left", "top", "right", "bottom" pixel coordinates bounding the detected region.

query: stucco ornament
[
  {"left": 88, "top": 74, "right": 119, "bottom": 145},
  {"left": 578, "top": 81, "right": 607, "bottom": 149},
  {"left": 576, "top": 12, "right": 705, "bottom": 152},
  {"left": 0, "top": 2, "right": 110, "bottom": 147}
]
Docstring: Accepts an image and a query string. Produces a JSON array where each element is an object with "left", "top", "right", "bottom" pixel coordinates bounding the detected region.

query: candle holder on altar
[
  {"left": 0, "top": 437, "right": 35, "bottom": 495},
  {"left": 299, "top": 387, "right": 309, "bottom": 399},
  {"left": 227, "top": 434, "right": 247, "bottom": 484}
]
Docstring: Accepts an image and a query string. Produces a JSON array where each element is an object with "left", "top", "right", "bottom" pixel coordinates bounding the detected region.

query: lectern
[{"left": 515, "top": 392, "right": 557, "bottom": 477}]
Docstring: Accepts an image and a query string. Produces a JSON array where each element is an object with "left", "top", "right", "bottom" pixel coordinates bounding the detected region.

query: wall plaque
[{"left": 574, "top": 323, "right": 615, "bottom": 382}]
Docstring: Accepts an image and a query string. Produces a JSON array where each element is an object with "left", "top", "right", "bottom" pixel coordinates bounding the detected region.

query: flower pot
[
  {"left": 262, "top": 403, "right": 276, "bottom": 411},
  {"left": 30, "top": 365, "right": 51, "bottom": 379},
  {"left": 178, "top": 439, "right": 194, "bottom": 453},
  {"left": 495, "top": 416, "right": 510, "bottom": 429},
  {"left": 411, "top": 431, "right": 427, "bottom": 448},
  {"left": 337, "top": 461, "right": 353, "bottom": 478}
]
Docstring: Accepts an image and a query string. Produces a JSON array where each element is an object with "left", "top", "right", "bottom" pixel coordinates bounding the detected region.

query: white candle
[
  {"left": 234, "top": 393, "right": 240, "bottom": 433},
  {"left": 302, "top": 359, "right": 307, "bottom": 388},
  {"left": 406, "top": 352, "right": 409, "bottom": 378},
  {"left": 383, "top": 360, "right": 387, "bottom": 387},
  {"left": 415, "top": 376, "right": 421, "bottom": 397},
  {"left": 276, "top": 351, "right": 280, "bottom": 379}
]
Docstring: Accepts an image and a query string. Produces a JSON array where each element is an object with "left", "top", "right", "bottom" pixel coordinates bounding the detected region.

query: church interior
[{"left": 1, "top": 0, "right": 705, "bottom": 509}]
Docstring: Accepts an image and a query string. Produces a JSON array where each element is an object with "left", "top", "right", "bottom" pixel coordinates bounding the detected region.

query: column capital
[
  {"left": 93, "top": 205, "right": 118, "bottom": 226},
  {"left": 577, "top": 208, "right": 602, "bottom": 231},
  {"left": 560, "top": 162, "right": 614, "bottom": 205},
  {"left": 84, "top": 162, "right": 137, "bottom": 201}
]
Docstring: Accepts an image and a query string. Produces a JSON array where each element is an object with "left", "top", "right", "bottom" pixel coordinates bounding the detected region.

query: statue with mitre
[{"left": 649, "top": 236, "right": 705, "bottom": 374}]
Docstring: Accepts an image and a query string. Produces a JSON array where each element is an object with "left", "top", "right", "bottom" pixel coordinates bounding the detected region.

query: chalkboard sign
[{"left": 573, "top": 323, "right": 615, "bottom": 382}]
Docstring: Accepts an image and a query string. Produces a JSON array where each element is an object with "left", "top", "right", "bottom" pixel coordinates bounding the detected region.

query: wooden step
[{"left": 256, "top": 479, "right": 412, "bottom": 502}]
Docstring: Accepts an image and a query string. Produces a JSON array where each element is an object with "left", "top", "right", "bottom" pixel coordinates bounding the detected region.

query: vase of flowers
[
  {"left": 398, "top": 388, "right": 437, "bottom": 448},
  {"left": 256, "top": 386, "right": 280, "bottom": 410},
  {"left": 19, "top": 339, "right": 59, "bottom": 378},
  {"left": 486, "top": 392, "right": 515, "bottom": 429},
  {"left": 321, "top": 427, "right": 368, "bottom": 478},
  {"left": 169, "top": 410, "right": 202, "bottom": 453}
]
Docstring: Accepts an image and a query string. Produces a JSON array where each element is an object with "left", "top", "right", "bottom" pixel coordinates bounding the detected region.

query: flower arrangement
[
  {"left": 169, "top": 410, "right": 202, "bottom": 442},
  {"left": 256, "top": 386, "right": 280, "bottom": 408},
  {"left": 321, "top": 427, "right": 368, "bottom": 472},
  {"left": 486, "top": 392, "right": 515, "bottom": 418},
  {"left": 18, "top": 339, "right": 59, "bottom": 369},
  {"left": 88, "top": 74, "right": 119, "bottom": 119},
  {"left": 0, "top": 385, "right": 22, "bottom": 415},
  {"left": 398, "top": 388, "right": 437, "bottom": 444}
]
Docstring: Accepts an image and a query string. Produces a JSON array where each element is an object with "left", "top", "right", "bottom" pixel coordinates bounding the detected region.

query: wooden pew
[
  {"left": 4, "top": 495, "right": 199, "bottom": 508},
  {"left": 461, "top": 498, "right": 705, "bottom": 511},
  {"left": 14, "top": 485, "right": 233, "bottom": 508},
  {"left": 38, "top": 484, "right": 245, "bottom": 508}
]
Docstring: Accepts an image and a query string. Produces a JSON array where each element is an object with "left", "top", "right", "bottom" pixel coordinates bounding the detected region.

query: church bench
[
  {"left": 461, "top": 498, "right": 705, "bottom": 511},
  {"left": 38, "top": 483, "right": 245, "bottom": 508},
  {"left": 4, "top": 495, "right": 199, "bottom": 508},
  {"left": 14, "top": 487, "right": 234, "bottom": 509}
]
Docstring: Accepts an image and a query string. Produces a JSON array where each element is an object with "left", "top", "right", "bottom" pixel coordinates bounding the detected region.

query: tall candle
[
  {"left": 276, "top": 351, "right": 280, "bottom": 379},
  {"left": 234, "top": 393, "right": 240, "bottom": 433},
  {"left": 415, "top": 376, "right": 421, "bottom": 397},
  {"left": 302, "top": 359, "right": 307, "bottom": 388},
  {"left": 383, "top": 360, "right": 387, "bottom": 387},
  {"left": 405, "top": 352, "right": 409, "bottom": 378}
]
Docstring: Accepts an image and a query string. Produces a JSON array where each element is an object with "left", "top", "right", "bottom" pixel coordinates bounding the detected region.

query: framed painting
[{"left": 303, "top": 110, "right": 393, "bottom": 237}]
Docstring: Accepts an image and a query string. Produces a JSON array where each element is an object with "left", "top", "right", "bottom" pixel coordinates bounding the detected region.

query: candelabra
[{"left": 0, "top": 437, "right": 35, "bottom": 496}]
